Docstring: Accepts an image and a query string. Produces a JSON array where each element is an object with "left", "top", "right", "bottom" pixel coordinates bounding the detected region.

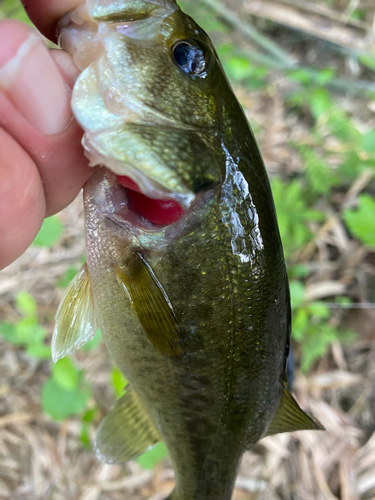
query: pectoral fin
[
  {"left": 52, "top": 263, "right": 97, "bottom": 362},
  {"left": 115, "top": 253, "right": 184, "bottom": 358},
  {"left": 94, "top": 386, "right": 160, "bottom": 464},
  {"left": 264, "top": 381, "right": 324, "bottom": 437}
]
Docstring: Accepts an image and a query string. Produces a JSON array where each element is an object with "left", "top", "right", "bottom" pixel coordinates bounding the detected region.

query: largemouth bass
[{"left": 53, "top": 1, "right": 323, "bottom": 499}]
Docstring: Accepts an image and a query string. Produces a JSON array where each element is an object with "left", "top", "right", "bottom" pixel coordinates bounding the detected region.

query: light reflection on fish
[{"left": 53, "top": 1, "right": 323, "bottom": 499}]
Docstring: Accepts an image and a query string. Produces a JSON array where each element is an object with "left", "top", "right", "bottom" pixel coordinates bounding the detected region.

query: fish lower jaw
[{"left": 106, "top": 203, "right": 157, "bottom": 232}]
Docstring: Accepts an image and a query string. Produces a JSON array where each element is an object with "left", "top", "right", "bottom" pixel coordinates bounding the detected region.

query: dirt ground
[{"left": 1, "top": 0, "right": 375, "bottom": 499}]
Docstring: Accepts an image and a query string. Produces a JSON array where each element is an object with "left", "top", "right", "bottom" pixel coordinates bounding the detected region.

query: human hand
[{"left": 0, "top": 0, "right": 91, "bottom": 270}]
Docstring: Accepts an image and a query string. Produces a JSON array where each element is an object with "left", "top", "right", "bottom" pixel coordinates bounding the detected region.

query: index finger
[{"left": 21, "top": 0, "right": 85, "bottom": 42}]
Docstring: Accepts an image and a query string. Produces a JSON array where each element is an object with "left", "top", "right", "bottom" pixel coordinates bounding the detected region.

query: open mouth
[
  {"left": 113, "top": 175, "right": 185, "bottom": 228},
  {"left": 91, "top": 167, "right": 214, "bottom": 236}
]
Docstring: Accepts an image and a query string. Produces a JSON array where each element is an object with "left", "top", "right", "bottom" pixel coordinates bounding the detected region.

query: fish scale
[{"left": 52, "top": 1, "right": 323, "bottom": 499}]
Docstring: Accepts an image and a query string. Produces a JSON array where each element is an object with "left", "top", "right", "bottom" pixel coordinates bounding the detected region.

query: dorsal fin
[
  {"left": 52, "top": 263, "right": 97, "bottom": 362},
  {"left": 94, "top": 386, "right": 160, "bottom": 464},
  {"left": 264, "top": 380, "right": 324, "bottom": 437},
  {"left": 114, "top": 253, "right": 184, "bottom": 358}
]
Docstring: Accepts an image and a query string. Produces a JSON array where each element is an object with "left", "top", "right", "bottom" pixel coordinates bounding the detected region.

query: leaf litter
[{"left": 1, "top": 0, "right": 375, "bottom": 498}]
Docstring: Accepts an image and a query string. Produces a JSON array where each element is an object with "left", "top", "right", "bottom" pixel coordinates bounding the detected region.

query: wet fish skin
[{"left": 53, "top": 2, "right": 323, "bottom": 500}]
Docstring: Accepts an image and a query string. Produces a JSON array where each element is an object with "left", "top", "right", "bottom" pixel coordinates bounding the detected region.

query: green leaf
[
  {"left": 58, "top": 267, "right": 79, "bottom": 288},
  {"left": 272, "top": 178, "right": 324, "bottom": 258},
  {"left": 80, "top": 423, "right": 91, "bottom": 449},
  {"left": 315, "top": 68, "right": 336, "bottom": 86},
  {"left": 16, "top": 292, "right": 37, "bottom": 317},
  {"left": 137, "top": 442, "right": 168, "bottom": 470},
  {"left": 299, "top": 325, "right": 338, "bottom": 372},
  {"left": 292, "top": 308, "right": 308, "bottom": 341},
  {"left": 16, "top": 320, "right": 46, "bottom": 345},
  {"left": 42, "top": 378, "right": 91, "bottom": 421},
  {"left": 224, "top": 56, "right": 253, "bottom": 82},
  {"left": 287, "top": 69, "right": 335, "bottom": 87},
  {"left": 80, "top": 409, "right": 98, "bottom": 449},
  {"left": 290, "top": 264, "right": 308, "bottom": 279},
  {"left": 52, "top": 357, "right": 80, "bottom": 390},
  {"left": 326, "top": 109, "right": 360, "bottom": 143},
  {"left": 177, "top": 1, "right": 227, "bottom": 34},
  {"left": 0, "top": 318, "right": 47, "bottom": 348},
  {"left": 290, "top": 281, "right": 305, "bottom": 309},
  {"left": 335, "top": 296, "right": 352, "bottom": 306},
  {"left": 309, "top": 301, "right": 329, "bottom": 319},
  {"left": 359, "top": 54, "right": 375, "bottom": 72},
  {"left": 310, "top": 89, "right": 334, "bottom": 120},
  {"left": 32, "top": 216, "right": 63, "bottom": 247},
  {"left": 299, "top": 326, "right": 356, "bottom": 372},
  {"left": 362, "top": 130, "right": 375, "bottom": 153},
  {"left": 351, "top": 9, "right": 366, "bottom": 21},
  {"left": 343, "top": 194, "right": 375, "bottom": 248},
  {"left": 0, "top": 322, "right": 17, "bottom": 343},
  {"left": 27, "top": 344, "right": 51, "bottom": 359},
  {"left": 82, "top": 407, "right": 97, "bottom": 423},
  {"left": 287, "top": 69, "right": 313, "bottom": 85},
  {"left": 216, "top": 43, "right": 232, "bottom": 58},
  {"left": 339, "top": 151, "right": 364, "bottom": 182},
  {"left": 111, "top": 367, "right": 128, "bottom": 399},
  {"left": 299, "top": 146, "right": 337, "bottom": 196}
]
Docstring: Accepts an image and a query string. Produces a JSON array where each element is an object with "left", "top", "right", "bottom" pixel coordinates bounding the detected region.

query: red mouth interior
[{"left": 117, "top": 176, "right": 184, "bottom": 225}]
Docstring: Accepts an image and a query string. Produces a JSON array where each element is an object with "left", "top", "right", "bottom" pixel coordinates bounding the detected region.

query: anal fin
[
  {"left": 94, "top": 386, "right": 160, "bottom": 464},
  {"left": 52, "top": 263, "right": 97, "bottom": 362},
  {"left": 264, "top": 380, "right": 324, "bottom": 437}
]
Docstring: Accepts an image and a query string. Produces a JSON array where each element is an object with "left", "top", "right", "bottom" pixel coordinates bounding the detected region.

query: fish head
[{"left": 59, "top": 0, "right": 234, "bottom": 211}]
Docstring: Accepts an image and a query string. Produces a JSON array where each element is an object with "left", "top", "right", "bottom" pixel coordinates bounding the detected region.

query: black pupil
[{"left": 173, "top": 42, "right": 206, "bottom": 76}]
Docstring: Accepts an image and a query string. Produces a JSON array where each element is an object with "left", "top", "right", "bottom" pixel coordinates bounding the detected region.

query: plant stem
[
  {"left": 235, "top": 48, "right": 375, "bottom": 94},
  {"left": 198, "top": 0, "right": 375, "bottom": 95},
  {"left": 294, "top": 67, "right": 375, "bottom": 94},
  {"left": 200, "top": 0, "right": 296, "bottom": 68}
]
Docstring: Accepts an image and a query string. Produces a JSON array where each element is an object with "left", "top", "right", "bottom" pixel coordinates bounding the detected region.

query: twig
[
  {"left": 236, "top": 48, "right": 375, "bottom": 94},
  {"left": 297, "top": 70, "right": 375, "bottom": 94},
  {"left": 341, "top": 0, "right": 361, "bottom": 26},
  {"left": 199, "top": 0, "right": 296, "bottom": 67},
  {"left": 197, "top": 1, "right": 375, "bottom": 95},
  {"left": 0, "top": 413, "right": 35, "bottom": 427},
  {"left": 324, "top": 303, "right": 375, "bottom": 309},
  {"left": 235, "top": 47, "right": 289, "bottom": 69},
  {"left": 294, "top": 169, "right": 374, "bottom": 263},
  {"left": 342, "top": 168, "right": 374, "bottom": 209},
  {"left": 243, "top": 0, "right": 370, "bottom": 53},
  {"left": 279, "top": 0, "right": 368, "bottom": 30}
]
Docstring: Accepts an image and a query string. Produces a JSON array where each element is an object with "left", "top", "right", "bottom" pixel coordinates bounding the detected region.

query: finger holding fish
[
  {"left": 0, "top": 16, "right": 91, "bottom": 269},
  {"left": 21, "top": 0, "right": 85, "bottom": 42}
]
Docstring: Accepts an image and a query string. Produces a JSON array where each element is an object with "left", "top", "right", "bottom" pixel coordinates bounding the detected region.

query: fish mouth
[
  {"left": 113, "top": 175, "right": 185, "bottom": 227},
  {"left": 99, "top": 169, "right": 212, "bottom": 234}
]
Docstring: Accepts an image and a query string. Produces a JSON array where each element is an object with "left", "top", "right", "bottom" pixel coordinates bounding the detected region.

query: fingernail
[{"left": 0, "top": 24, "right": 72, "bottom": 135}]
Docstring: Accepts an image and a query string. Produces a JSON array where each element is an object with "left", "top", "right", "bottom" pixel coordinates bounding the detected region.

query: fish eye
[{"left": 172, "top": 41, "right": 207, "bottom": 77}]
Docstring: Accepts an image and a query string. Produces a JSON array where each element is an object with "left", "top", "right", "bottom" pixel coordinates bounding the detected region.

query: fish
[{"left": 52, "top": 1, "right": 323, "bottom": 499}]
